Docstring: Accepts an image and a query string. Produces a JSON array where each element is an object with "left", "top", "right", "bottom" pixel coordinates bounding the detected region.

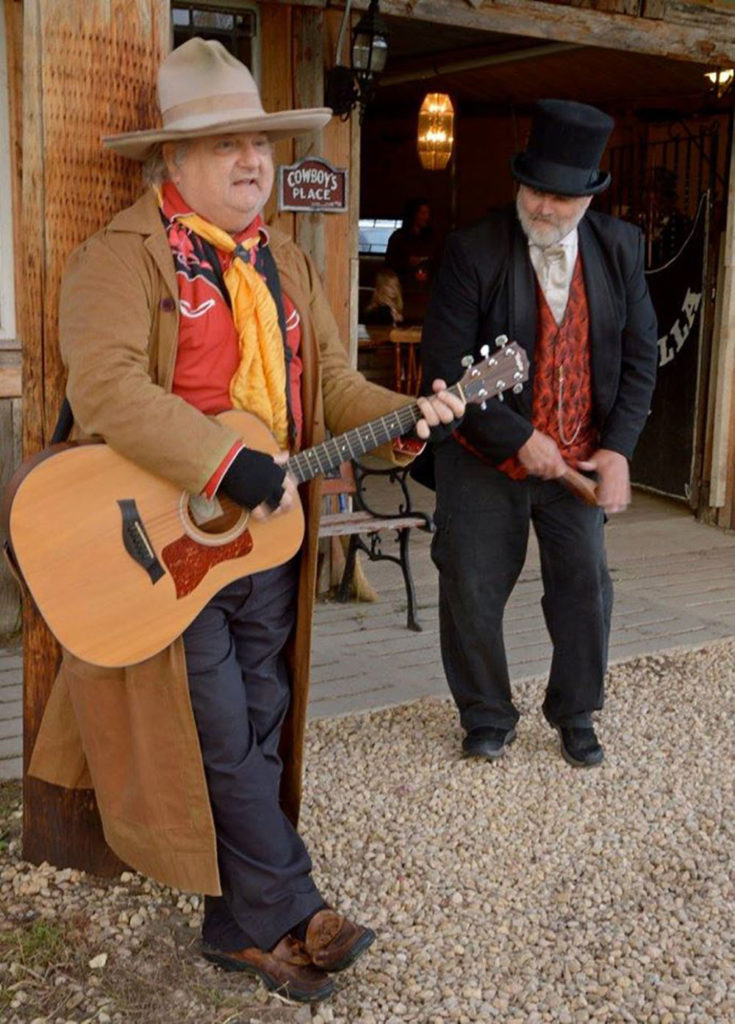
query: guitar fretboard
[{"left": 286, "top": 384, "right": 462, "bottom": 485}]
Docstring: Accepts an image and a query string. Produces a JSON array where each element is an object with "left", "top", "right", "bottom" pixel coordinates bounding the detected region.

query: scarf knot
[{"left": 158, "top": 187, "right": 289, "bottom": 448}]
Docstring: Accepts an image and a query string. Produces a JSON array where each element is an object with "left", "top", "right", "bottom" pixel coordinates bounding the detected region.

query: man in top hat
[
  {"left": 421, "top": 99, "right": 657, "bottom": 767},
  {"left": 27, "top": 38, "right": 463, "bottom": 1003}
]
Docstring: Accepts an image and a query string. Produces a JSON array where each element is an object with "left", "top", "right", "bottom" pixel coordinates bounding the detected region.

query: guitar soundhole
[
  {"left": 192, "top": 501, "right": 241, "bottom": 535},
  {"left": 180, "top": 493, "right": 249, "bottom": 546}
]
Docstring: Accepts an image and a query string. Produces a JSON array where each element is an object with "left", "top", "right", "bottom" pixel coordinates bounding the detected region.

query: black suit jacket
[{"left": 421, "top": 205, "right": 658, "bottom": 464}]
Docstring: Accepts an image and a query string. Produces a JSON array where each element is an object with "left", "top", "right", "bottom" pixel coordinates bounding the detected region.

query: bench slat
[{"left": 319, "top": 512, "right": 427, "bottom": 537}]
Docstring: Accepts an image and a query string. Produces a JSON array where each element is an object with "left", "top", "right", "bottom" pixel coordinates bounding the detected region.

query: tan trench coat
[{"left": 29, "top": 190, "right": 412, "bottom": 894}]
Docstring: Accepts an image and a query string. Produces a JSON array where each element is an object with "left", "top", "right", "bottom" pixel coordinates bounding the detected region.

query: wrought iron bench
[{"left": 318, "top": 460, "right": 433, "bottom": 632}]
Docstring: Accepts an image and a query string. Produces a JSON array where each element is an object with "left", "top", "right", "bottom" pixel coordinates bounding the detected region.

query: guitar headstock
[{"left": 457, "top": 337, "right": 529, "bottom": 408}]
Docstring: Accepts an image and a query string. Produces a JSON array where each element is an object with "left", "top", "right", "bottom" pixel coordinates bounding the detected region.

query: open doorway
[{"left": 358, "top": 15, "right": 733, "bottom": 508}]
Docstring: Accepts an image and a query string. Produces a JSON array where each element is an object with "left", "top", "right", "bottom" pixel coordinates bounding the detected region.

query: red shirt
[
  {"left": 159, "top": 184, "right": 304, "bottom": 494},
  {"left": 159, "top": 184, "right": 421, "bottom": 493}
]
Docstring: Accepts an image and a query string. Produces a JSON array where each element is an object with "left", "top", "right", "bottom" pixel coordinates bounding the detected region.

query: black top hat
[{"left": 512, "top": 99, "right": 614, "bottom": 197}]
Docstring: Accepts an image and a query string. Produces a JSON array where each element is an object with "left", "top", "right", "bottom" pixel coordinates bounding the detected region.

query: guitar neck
[{"left": 287, "top": 384, "right": 460, "bottom": 485}]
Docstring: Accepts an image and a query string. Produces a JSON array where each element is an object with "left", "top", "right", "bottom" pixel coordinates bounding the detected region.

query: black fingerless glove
[
  {"left": 426, "top": 415, "right": 463, "bottom": 445},
  {"left": 219, "top": 448, "right": 286, "bottom": 511}
]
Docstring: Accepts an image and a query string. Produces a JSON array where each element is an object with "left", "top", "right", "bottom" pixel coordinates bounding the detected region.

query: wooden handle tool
[{"left": 560, "top": 465, "right": 599, "bottom": 507}]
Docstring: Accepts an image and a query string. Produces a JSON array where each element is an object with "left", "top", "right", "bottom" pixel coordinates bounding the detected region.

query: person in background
[
  {"left": 363, "top": 268, "right": 404, "bottom": 326},
  {"left": 27, "top": 38, "right": 464, "bottom": 1006},
  {"left": 421, "top": 99, "right": 657, "bottom": 769},
  {"left": 385, "top": 197, "right": 435, "bottom": 293}
]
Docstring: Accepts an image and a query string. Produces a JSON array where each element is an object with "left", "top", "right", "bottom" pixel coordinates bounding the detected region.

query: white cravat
[{"left": 529, "top": 229, "right": 578, "bottom": 326}]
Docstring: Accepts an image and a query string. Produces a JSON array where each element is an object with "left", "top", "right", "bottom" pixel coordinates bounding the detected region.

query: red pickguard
[{"left": 161, "top": 530, "right": 254, "bottom": 598}]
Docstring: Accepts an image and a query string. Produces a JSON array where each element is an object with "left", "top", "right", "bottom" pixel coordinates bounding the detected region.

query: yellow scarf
[{"left": 161, "top": 192, "right": 289, "bottom": 448}]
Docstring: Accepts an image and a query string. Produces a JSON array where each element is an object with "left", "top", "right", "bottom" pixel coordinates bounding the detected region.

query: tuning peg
[
  {"left": 495, "top": 334, "right": 508, "bottom": 348},
  {"left": 497, "top": 392, "right": 504, "bottom": 402},
  {"left": 461, "top": 355, "right": 473, "bottom": 368},
  {"left": 480, "top": 344, "right": 490, "bottom": 358},
  {"left": 480, "top": 401, "right": 487, "bottom": 411},
  {"left": 513, "top": 383, "right": 524, "bottom": 394}
]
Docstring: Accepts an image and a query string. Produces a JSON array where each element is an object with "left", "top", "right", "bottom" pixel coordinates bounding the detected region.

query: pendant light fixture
[{"left": 417, "top": 93, "right": 454, "bottom": 171}]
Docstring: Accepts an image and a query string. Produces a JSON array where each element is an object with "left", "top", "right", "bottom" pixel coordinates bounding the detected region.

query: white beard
[{"left": 516, "top": 194, "right": 587, "bottom": 248}]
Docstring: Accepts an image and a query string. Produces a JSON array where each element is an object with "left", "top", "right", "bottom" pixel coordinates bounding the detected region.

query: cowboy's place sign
[{"left": 277, "top": 157, "right": 348, "bottom": 213}]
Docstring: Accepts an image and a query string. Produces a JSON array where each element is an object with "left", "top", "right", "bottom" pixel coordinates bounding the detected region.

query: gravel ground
[{"left": 1, "top": 641, "right": 733, "bottom": 1023}]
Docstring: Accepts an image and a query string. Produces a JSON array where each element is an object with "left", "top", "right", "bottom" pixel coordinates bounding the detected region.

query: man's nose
[
  {"left": 236, "top": 143, "right": 260, "bottom": 166},
  {"left": 537, "top": 198, "right": 555, "bottom": 216}
]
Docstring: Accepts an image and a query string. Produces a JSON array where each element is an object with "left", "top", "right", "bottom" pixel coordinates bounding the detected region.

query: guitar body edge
[{"left": 7, "top": 412, "right": 305, "bottom": 668}]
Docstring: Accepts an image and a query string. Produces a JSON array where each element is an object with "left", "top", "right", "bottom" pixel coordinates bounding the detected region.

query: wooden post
[
  {"left": 293, "top": 5, "right": 326, "bottom": 278},
  {"left": 708, "top": 123, "right": 735, "bottom": 524},
  {"left": 19, "top": 0, "right": 167, "bottom": 874},
  {"left": 322, "top": 7, "right": 355, "bottom": 356},
  {"left": 261, "top": 2, "right": 295, "bottom": 238},
  {"left": 1, "top": 1, "right": 22, "bottom": 633},
  {"left": 261, "top": 2, "right": 355, "bottom": 354}
]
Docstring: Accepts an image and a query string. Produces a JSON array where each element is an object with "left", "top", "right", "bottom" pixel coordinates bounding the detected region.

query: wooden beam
[
  {"left": 390, "top": 0, "right": 735, "bottom": 65},
  {"left": 277, "top": 0, "right": 735, "bottom": 65}
]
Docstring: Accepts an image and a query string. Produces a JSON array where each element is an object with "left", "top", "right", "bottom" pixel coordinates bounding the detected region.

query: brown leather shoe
[
  {"left": 304, "top": 909, "right": 376, "bottom": 972},
  {"left": 202, "top": 935, "right": 335, "bottom": 1003}
]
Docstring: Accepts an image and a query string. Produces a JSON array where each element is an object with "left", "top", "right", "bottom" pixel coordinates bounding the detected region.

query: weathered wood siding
[{"left": 18, "top": 0, "right": 168, "bottom": 874}]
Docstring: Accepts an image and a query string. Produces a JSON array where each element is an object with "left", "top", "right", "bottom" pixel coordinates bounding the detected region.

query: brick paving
[
  {"left": 308, "top": 487, "right": 735, "bottom": 717},
  {"left": 3, "top": 488, "right": 735, "bottom": 779}
]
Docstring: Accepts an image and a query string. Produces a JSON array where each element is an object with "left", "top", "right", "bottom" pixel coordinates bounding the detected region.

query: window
[
  {"left": 172, "top": 2, "right": 259, "bottom": 77},
  {"left": 358, "top": 218, "right": 401, "bottom": 255}
]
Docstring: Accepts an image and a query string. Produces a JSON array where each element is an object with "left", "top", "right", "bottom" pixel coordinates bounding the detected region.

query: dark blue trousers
[
  {"left": 182, "top": 557, "right": 324, "bottom": 953},
  {"left": 432, "top": 441, "right": 613, "bottom": 732}
]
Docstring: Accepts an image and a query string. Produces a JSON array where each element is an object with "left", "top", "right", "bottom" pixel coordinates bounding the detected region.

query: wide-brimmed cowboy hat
[
  {"left": 511, "top": 99, "right": 613, "bottom": 197},
  {"left": 103, "top": 37, "right": 332, "bottom": 161}
]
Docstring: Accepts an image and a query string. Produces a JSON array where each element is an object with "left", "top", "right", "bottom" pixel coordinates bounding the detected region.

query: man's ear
[{"left": 162, "top": 143, "right": 179, "bottom": 183}]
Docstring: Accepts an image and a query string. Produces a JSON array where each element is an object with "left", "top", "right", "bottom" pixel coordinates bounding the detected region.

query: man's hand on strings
[{"left": 415, "top": 379, "right": 466, "bottom": 441}]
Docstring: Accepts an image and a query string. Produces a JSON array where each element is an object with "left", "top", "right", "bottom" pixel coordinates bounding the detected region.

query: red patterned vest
[{"left": 494, "top": 254, "right": 598, "bottom": 478}]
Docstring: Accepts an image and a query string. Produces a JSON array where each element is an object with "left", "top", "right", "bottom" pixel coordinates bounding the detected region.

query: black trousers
[
  {"left": 432, "top": 441, "right": 613, "bottom": 732},
  {"left": 182, "top": 557, "right": 324, "bottom": 953}
]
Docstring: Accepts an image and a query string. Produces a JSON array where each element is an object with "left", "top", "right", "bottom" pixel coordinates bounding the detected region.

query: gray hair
[{"left": 141, "top": 140, "right": 192, "bottom": 187}]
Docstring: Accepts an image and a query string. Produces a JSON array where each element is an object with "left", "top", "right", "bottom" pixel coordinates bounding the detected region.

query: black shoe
[
  {"left": 462, "top": 725, "right": 516, "bottom": 760},
  {"left": 551, "top": 722, "right": 604, "bottom": 767}
]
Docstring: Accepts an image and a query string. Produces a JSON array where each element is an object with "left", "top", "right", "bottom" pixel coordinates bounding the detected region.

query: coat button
[{"left": 159, "top": 297, "right": 176, "bottom": 313}]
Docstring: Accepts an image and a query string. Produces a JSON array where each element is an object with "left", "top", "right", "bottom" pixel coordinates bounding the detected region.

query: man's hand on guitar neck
[
  {"left": 415, "top": 379, "right": 466, "bottom": 441},
  {"left": 251, "top": 451, "right": 298, "bottom": 521}
]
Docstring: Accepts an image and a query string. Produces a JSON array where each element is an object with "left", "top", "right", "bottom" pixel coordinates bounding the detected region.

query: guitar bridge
[{"left": 118, "top": 500, "right": 165, "bottom": 584}]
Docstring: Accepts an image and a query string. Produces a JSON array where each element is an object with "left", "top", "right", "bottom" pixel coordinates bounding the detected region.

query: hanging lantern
[{"left": 417, "top": 93, "right": 454, "bottom": 171}]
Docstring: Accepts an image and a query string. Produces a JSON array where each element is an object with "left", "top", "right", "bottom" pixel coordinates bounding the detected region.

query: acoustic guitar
[{"left": 4, "top": 341, "right": 530, "bottom": 668}]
